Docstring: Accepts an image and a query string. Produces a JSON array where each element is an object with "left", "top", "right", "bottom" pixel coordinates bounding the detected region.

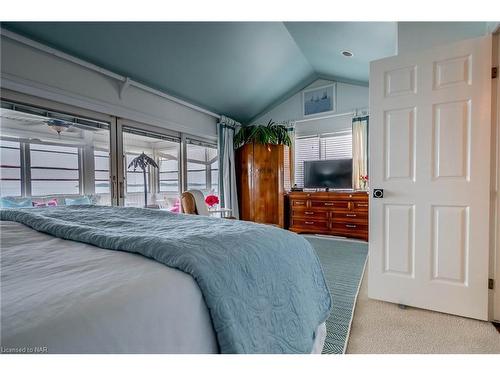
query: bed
[{"left": 0, "top": 206, "right": 331, "bottom": 354}]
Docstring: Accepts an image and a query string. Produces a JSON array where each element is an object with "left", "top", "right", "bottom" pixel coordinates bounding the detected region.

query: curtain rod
[{"left": 1, "top": 28, "right": 222, "bottom": 121}]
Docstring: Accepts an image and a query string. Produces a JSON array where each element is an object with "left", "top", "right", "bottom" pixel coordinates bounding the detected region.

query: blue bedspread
[{"left": 0, "top": 206, "right": 332, "bottom": 353}]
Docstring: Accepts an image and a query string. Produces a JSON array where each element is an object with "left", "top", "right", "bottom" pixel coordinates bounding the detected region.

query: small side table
[{"left": 208, "top": 208, "right": 233, "bottom": 218}]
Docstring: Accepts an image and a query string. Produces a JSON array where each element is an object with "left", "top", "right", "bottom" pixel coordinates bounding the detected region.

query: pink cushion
[{"left": 32, "top": 199, "right": 58, "bottom": 208}]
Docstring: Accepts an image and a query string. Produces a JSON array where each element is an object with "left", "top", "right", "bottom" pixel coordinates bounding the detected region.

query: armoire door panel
[{"left": 236, "top": 143, "right": 286, "bottom": 227}]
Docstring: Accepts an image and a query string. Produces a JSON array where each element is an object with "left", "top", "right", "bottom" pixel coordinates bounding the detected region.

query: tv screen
[{"left": 304, "top": 159, "right": 353, "bottom": 189}]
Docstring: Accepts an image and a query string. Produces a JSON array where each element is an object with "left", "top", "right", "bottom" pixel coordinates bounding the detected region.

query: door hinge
[
  {"left": 489, "top": 278, "right": 495, "bottom": 290},
  {"left": 493, "top": 67, "right": 498, "bottom": 79}
]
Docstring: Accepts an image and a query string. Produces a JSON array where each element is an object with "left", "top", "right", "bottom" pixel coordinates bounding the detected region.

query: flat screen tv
[{"left": 304, "top": 159, "right": 353, "bottom": 189}]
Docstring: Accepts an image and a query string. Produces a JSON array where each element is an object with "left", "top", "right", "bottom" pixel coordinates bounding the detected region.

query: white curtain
[
  {"left": 217, "top": 115, "right": 241, "bottom": 219},
  {"left": 276, "top": 120, "right": 296, "bottom": 190},
  {"left": 352, "top": 116, "right": 369, "bottom": 190},
  {"left": 287, "top": 122, "right": 296, "bottom": 190}
]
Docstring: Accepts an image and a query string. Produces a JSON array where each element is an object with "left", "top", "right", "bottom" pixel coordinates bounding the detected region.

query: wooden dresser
[{"left": 288, "top": 191, "right": 369, "bottom": 241}]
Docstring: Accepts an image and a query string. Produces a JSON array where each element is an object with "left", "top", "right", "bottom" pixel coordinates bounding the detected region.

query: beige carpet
[{"left": 346, "top": 272, "right": 500, "bottom": 354}]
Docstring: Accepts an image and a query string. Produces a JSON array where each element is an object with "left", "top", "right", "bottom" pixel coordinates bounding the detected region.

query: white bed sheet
[{"left": 0, "top": 221, "right": 326, "bottom": 354}]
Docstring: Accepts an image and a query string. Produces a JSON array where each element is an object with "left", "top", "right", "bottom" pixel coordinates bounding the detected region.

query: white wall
[
  {"left": 397, "top": 22, "right": 488, "bottom": 54},
  {"left": 252, "top": 79, "right": 368, "bottom": 136},
  {"left": 0, "top": 34, "right": 218, "bottom": 140}
]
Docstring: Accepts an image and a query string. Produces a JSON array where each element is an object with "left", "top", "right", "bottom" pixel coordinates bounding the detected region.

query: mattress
[{"left": 0, "top": 221, "right": 326, "bottom": 354}]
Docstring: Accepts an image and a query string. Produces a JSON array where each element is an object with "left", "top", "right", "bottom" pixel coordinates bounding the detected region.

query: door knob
[{"left": 373, "top": 189, "right": 384, "bottom": 198}]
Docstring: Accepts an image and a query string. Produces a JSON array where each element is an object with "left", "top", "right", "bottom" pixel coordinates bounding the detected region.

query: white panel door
[{"left": 369, "top": 35, "right": 492, "bottom": 320}]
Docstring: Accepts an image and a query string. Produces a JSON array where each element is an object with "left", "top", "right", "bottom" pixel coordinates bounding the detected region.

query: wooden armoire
[{"left": 236, "top": 143, "right": 287, "bottom": 227}]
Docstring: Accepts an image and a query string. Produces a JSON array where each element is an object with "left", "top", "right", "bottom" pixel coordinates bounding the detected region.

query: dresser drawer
[
  {"left": 291, "top": 218, "right": 329, "bottom": 230},
  {"left": 310, "top": 200, "right": 349, "bottom": 210},
  {"left": 331, "top": 211, "right": 368, "bottom": 223},
  {"left": 352, "top": 201, "right": 369, "bottom": 211},
  {"left": 331, "top": 222, "right": 368, "bottom": 233},
  {"left": 291, "top": 199, "right": 308, "bottom": 207},
  {"left": 292, "top": 209, "right": 329, "bottom": 220}
]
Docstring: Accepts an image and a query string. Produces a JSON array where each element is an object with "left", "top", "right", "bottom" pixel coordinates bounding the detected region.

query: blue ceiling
[{"left": 2, "top": 22, "right": 397, "bottom": 123}]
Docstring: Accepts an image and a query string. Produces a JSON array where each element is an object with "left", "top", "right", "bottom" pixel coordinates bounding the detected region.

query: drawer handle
[
  {"left": 357, "top": 204, "right": 368, "bottom": 207},
  {"left": 324, "top": 203, "right": 334, "bottom": 206},
  {"left": 295, "top": 202, "right": 305, "bottom": 205},
  {"left": 346, "top": 224, "right": 357, "bottom": 228},
  {"left": 346, "top": 214, "right": 357, "bottom": 217},
  {"left": 305, "top": 221, "right": 314, "bottom": 225},
  {"left": 305, "top": 211, "right": 314, "bottom": 215}
]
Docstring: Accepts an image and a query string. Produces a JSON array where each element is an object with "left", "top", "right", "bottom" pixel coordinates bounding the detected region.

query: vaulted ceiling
[{"left": 2, "top": 22, "right": 397, "bottom": 123}]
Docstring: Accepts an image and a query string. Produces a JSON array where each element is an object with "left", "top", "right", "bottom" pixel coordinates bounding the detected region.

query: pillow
[
  {"left": 0, "top": 197, "right": 33, "bottom": 208},
  {"left": 47, "top": 198, "right": 58, "bottom": 207},
  {"left": 65, "top": 196, "right": 92, "bottom": 206},
  {"left": 32, "top": 198, "right": 58, "bottom": 208}
]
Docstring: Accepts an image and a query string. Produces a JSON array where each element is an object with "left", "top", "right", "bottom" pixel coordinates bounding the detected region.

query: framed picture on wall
[{"left": 302, "top": 83, "right": 336, "bottom": 117}]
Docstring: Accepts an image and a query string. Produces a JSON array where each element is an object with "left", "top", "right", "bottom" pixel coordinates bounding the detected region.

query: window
[
  {"left": 94, "top": 150, "right": 110, "bottom": 194},
  {"left": 1, "top": 101, "right": 222, "bottom": 208},
  {"left": 0, "top": 102, "right": 111, "bottom": 204},
  {"left": 294, "top": 136, "right": 320, "bottom": 188},
  {"left": 122, "top": 126, "right": 180, "bottom": 208},
  {"left": 159, "top": 149, "right": 180, "bottom": 193},
  {"left": 0, "top": 140, "right": 22, "bottom": 197},
  {"left": 294, "top": 131, "right": 352, "bottom": 188},
  {"left": 186, "top": 141, "right": 218, "bottom": 197},
  {"left": 30, "top": 143, "right": 80, "bottom": 196},
  {"left": 321, "top": 132, "right": 352, "bottom": 160},
  {"left": 210, "top": 159, "right": 218, "bottom": 194},
  {"left": 126, "top": 152, "right": 150, "bottom": 193}
]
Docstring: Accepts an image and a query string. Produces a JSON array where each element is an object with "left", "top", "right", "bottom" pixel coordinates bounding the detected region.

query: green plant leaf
[{"left": 233, "top": 119, "right": 292, "bottom": 148}]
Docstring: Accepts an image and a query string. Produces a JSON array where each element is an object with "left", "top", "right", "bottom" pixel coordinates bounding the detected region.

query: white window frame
[
  {"left": 0, "top": 98, "right": 113, "bottom": 200},
  {"left": 185, "top": 137, "right": 218, "bottom": 195}
]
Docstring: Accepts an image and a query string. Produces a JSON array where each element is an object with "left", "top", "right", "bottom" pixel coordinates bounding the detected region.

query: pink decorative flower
[{"left": 205, "top": 195, "right": 219, "bottom": 208}]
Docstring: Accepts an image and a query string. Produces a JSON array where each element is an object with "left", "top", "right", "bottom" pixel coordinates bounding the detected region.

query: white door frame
[{"left": 492, "top": 31, "right": 500, "bottom": 322}]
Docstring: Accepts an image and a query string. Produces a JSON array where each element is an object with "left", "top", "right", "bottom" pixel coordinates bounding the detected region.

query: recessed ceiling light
[{"left": 341, "top": 50, "right": 353, "bottom": 57}]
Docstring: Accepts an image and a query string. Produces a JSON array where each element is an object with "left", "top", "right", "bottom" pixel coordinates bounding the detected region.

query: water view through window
[{"left": 0, "top": 104, "right": 111, "bottom": 205}]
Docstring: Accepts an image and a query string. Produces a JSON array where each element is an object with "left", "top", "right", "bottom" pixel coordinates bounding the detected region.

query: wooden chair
[
  {"left": 180, "top": 190, "right": 209, "bottom": 216},
  {"left": 180, "top": 190, "right": 236, "bottom": 219}
]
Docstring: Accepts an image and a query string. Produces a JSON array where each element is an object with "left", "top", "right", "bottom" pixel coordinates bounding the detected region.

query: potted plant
[{"left": 233, "top": 120, "right": 291, "bottom": 149}]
